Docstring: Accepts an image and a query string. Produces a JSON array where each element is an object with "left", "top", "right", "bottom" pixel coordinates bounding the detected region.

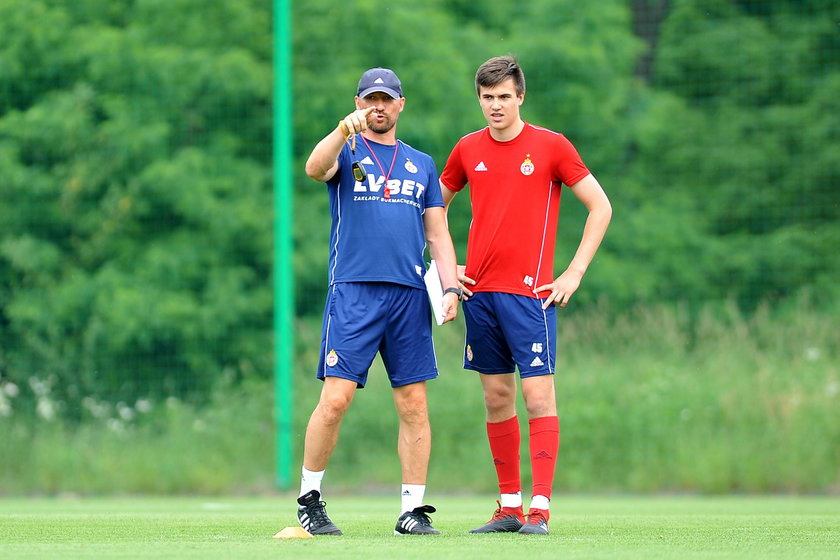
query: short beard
[{"left": 368, "top": 120, "right": 395, "bottom": 134}]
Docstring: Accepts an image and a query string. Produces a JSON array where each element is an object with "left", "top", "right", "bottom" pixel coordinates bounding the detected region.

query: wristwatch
[{"left": 443, "top": 287, "right": 463, "bottom": 300}]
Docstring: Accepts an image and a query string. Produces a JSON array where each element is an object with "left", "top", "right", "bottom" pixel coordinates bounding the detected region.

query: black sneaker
[
  {"left": 394, "top": 505, "right": 441, "bottom": 535},
  {"left": 469, "top": 501, "right": 525, "bottom": 533},
  {"left": 517, "top": 508, "right": 549, "bottom": 535},
  {"left": 297, "top": 490, "right": 342, "bottom": 535}
]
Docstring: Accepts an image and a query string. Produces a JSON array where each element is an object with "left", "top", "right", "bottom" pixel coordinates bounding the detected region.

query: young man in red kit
[{"left": 440, "top": 55, "right": 612, "bottom": 535}]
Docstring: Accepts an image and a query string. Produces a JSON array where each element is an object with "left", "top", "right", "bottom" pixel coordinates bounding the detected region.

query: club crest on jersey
[
  {"left": 326, "top": 349, "right": 339, "bottom": 367},
  {"left": 404, "top": 158, "right": 418, "bottom": 174},
  {"left": 520, "top": 154, "right": 534, "bottom": 176}
]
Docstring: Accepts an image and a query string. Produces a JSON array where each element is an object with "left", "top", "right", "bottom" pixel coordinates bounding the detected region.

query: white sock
[
  {"left": 401, "top": 484, "right": 426, "bottom": 513},
  {"left": 500, "top": 492, "right": 523, "bottom": 508},
  {"left": 299, "top": 467, "right": 325, "bottom": 502},
  {"left": 529, "top": 494, "right": 550, "bottom": 510}
]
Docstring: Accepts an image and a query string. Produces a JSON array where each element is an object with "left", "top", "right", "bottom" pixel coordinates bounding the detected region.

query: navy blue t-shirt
[{"left": 324, "top": 136, "right": 443, "bottom": 290}]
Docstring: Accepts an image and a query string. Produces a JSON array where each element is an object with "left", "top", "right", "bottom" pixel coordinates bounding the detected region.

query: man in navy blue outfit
[{"left": 295, "top": 67, "right": 461, "bottom": 536}]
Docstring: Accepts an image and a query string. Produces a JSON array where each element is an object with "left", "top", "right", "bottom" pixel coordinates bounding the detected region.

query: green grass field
[{"left": 1, "top": 495, "right": 838, "bottom": 559}]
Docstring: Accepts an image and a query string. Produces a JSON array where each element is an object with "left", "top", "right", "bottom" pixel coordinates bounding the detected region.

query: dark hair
[{"left": 475, "top": 55, "right": 526, "bottom": 96}]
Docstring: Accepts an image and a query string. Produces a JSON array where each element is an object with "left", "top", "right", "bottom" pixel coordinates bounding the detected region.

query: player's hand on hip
[
  {"left": 535, "top": 269, "right": 583, "bottom": 310},
  {"left": 339, "top": 107, "right": 376, "bottom": 136},
  {"left": 457, "top": 265, "right": 476, "bottom": 301}
]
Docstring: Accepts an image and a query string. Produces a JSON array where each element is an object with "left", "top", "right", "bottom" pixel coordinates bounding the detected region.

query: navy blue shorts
[
  {"left": 461, "top": 291, "right": 556, "bottom": 377},
  {"left": 317, "top": 282, "right": 439, "bottom": 388}
]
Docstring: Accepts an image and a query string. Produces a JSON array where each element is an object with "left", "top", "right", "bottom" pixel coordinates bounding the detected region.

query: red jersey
[{"left": 440, "top": 122, "right": 590, "bottom": 298}]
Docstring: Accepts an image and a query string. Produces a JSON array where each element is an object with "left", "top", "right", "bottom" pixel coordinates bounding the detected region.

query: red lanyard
[{"left": 361, "top": 136, "right": 399, "bottom": 199}]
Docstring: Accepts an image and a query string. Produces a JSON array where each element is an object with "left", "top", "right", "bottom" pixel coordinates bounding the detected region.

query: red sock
[
  {"left": 486, "top": 416, "right": 521, "bottom": 494},
  {"left": 529, "top": 416, "right": 559, "bottom": 499}
]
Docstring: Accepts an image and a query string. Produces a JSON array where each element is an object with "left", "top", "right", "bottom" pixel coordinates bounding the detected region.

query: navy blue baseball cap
[{"left": 357, "top": 68, "right": 403, "bottom": 99}]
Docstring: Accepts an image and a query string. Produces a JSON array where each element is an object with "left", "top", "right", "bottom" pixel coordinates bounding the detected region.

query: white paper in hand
[{"left": 424, "top": 260, "right": 445, "bottom": 326}]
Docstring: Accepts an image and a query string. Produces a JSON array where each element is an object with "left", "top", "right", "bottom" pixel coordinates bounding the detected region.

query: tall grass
[
  {"left": 1, "top": 296, "right": 837, "bottom": 494},
  {"left": 0, "top": 377, "right": 275, "bottom": 494},
  {"left": 294, "top": 295, "right": 840, "bottom": 494}
]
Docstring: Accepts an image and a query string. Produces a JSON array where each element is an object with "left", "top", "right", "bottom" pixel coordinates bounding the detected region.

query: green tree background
[{"left": 0, "top": 0, "right": 838, "bottom": 492}]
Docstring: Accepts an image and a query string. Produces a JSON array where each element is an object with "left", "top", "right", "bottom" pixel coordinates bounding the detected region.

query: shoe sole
[
  {"left": 469, "top": 526, "right": 522, "bottom": 533},
  {"left": 311, "top": 529, "right": 343, "bottom": 535},
  {"left": 469, "top": 518, "right": 524, "bottom": 533},
  {"left": 299, "top": 522, "right": 343, "bottom": 536},
  {"left": 518, "top": 526, "right": 549, "bottom": 535}
]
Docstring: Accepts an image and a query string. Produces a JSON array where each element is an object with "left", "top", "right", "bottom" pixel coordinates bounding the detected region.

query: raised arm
[{"left": 305, "top": 107, "right": 375, "bottom": 182}]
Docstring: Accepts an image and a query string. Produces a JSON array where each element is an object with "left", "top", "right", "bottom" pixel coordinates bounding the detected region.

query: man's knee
[
  {"left": 315, "top": 388, "right": 354, "bottom": 424},
  {"left": 524, "top": 399, "right": 555, "bottom": 418},
  {"left": 522, "top": 376, "right": 556, "bottom": 417},
  {"left": 394, "top": 384, "right": 429, "bottom": 422},
  {"left": 483, "top": 379, "right": 516, "bottom": 413}
]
